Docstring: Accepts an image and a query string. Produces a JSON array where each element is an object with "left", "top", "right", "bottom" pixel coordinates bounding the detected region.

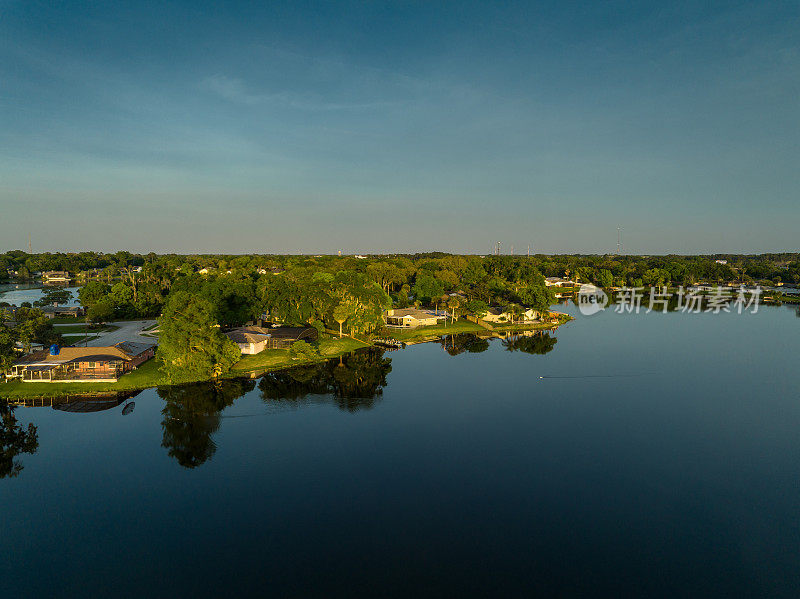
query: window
[{"left": 86, "top": 362, "right": 96, "bottom": 369}]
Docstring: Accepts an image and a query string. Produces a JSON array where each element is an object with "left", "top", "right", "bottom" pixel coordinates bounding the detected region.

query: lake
[
  {"left": 2, "top": 303, "right": 799, "bottom": 597},
  {"left": 0, "top": 283, "right": 82, "bottom": 306}
]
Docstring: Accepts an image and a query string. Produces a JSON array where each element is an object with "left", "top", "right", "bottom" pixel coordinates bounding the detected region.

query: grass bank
[
  {"left": 386, "top": 319, "right": 487, "bottom": 342},
  {"left": 385, "top": 314, "right": 572, "bottom": 342},
  {"left": 1, "top": 335, "right": 371, "bottom": 400},
  {"left": 230, "top": 336, "right": 369, "bottom": 374}
]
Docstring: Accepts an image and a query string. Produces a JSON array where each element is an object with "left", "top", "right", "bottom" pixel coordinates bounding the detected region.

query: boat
[
  {"left": 374, "top": 338, "right": 405, "bottom": 349},
  {"left": 121, "top": 402, "right": 135, "bottom": 416}
]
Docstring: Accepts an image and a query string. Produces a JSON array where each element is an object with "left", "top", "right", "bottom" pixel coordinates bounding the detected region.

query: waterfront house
[
  {"left": 9, "top": 341, "right": 156, "bottom": 383},
  {"left": 40, "top": 305, "right": 86, "bottom": 319},
  {"left": 265, "top": 326, "right": 318, "bottom": 348},
  {"left": 225, "top": 326, "right": 273, "bottom": 354},
  {"left": 42, "top": 271, "right": 71, "bottom": 283},
  {"left": 545, "top": 277, "right": 576, "bottom": 287},
  {"left": 384, "top": 308, "right": 446, "bottom": 328},
  {"left": 481, "top": 307, "right": 539, "bottom": 324},
  {"left": 225, "top": 324, "right": 319, "bottom": 353}
]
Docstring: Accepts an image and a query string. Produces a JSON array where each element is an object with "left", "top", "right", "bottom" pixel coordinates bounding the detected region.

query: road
[{"left": 82, "top": 319, "right": 157, "bottom": 347}]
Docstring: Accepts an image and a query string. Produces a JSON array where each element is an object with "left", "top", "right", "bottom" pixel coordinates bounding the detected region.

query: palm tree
[
  {"left": 447, "top": 296, "right": 461, "bottom": 324},
  {"left": 505, "top": 303, "right": 521, "bottom": 324},
  {"left": 333, "top": 303, "right": 349, "bottom": 338}
]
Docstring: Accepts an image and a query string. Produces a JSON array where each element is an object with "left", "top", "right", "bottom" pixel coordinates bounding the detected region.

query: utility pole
[
  {"left": 616, "top": 227, "right": 621, "bottom": 255},
  {"left": 527, "top": 244, "right": 530, "bottom": 258},
  {"left": 28, "top": 232, "right": 32, "bottom": 254}
]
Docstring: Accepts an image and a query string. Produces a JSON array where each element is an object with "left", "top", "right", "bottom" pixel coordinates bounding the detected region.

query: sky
[{"left": 1, "top": 1, "right": 798, "bottom": 255}]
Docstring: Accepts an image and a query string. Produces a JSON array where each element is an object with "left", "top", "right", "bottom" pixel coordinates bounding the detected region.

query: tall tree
[{"left": 156, "top": 291, "right": 241, "bottom": 383}]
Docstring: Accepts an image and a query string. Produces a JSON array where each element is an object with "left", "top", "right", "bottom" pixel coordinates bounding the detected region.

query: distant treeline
[
  {"left": 1, "top": 250, "right": 798, "bottom": 289},
  {"left": 3, "top": 250, "right": 798, "bottom": 384}
]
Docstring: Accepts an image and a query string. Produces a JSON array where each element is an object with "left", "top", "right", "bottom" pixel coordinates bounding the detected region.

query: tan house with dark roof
[{"left": 9, "top": 341, "right": 156, "bottom": 383}]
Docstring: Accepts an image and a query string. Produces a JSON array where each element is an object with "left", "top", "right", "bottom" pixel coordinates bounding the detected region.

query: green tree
[
  {"left": 466, "top": 299, "right": 489, "bottom": 320},
  {"left": 87, "top": 298, "right": 115, "bottom": 324},
  {"left": 78, "top": 281, "right": 112, "bottom": 307},
  {"left": 14, "top": 308, "right": 59, "bottom": 352},
  {"left": 289, "top": 340, "right": 319, "bottom": 361},
  {"left": 156, "top": 291, "right": 241, "bottom": 383},
  {"left": 0, "top": 316, "right": 17, "bottom": 372}
]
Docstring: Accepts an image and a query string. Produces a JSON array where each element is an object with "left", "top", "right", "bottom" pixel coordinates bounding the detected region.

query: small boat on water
[
  {"left": 374, "top": 338, "right": 405, "bottom": 349},
  {"left": 121, "top": 402, "right": 135, "bottom": 416}
]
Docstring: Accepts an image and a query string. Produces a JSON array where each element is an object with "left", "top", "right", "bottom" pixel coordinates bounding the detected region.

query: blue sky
[{"left": 1, "top": 1, "right": 798, "bottom": 254}]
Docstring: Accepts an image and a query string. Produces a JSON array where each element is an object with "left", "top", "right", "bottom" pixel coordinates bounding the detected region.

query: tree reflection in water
[
  {"left": 0, "top": 401, "right": 39, "bottom": 479},
  {"left": 259, "top": 347, "right": 392, "bottom": 412},
  {"left": 158, "top": 378, "right": 256, "bottom": 469},
  {"left": 439, "top": 333, "right": 490, "bottom": 356},
  {"left": 501, "top": 331, "right": 558, "bottom": 355}
]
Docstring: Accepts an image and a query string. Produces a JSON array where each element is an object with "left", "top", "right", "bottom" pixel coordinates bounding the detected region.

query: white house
[
  {"left": 481, "top": 307, "right": 539, "bottom": 324},
  {"left": 545, "top": 277, "right": 576, "bottom": 287},
  {"left": 384, "top": 308, "right": 445, "bottom": 328},
  {"left": 224, "top": 326, "right": 272, "bottom": 354}
]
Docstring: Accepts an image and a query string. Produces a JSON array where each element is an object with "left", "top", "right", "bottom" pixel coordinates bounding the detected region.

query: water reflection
[
  {"left": 158, "top": 379, "right": 256, "bottom": 469},
  {"left": 439, "top": 333, "right": 490, "bottom": 355},
  {"left": 501, "top": 331, "right": 558, "bottom": 355},
  {"left": 0, "top": 401, "right": 39, "bottom": 478},
  {"left": 259, "top": 347, "right": 392, "bottom": 412}
]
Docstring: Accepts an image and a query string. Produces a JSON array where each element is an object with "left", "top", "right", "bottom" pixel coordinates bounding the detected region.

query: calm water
[
  {"left": 2, "top": 304, "right": 799, "bottom": 597},
  {"left": 0, "top": 283, "right": 81, "bottom": 306}
]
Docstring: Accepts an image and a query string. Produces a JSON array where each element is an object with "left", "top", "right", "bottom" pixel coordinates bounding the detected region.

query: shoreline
[{"left": 1, "top": 316, "right": 572, "bottom": 402}]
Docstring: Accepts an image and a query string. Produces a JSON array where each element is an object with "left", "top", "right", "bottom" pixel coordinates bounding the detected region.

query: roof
[
  {"left": 267, "top": 326, "right": 318, "bottom": 341},
  {"left": 115, "top": 341, "right": 157, "bottom": 357},
  {"left": 225, "top": 326, "right": 272, "bottom": 344},
  {"left": 13, "top": 341, "right": 155, "bottom": 367}
]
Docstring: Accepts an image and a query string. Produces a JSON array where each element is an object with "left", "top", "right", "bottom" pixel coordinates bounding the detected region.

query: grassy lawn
[
  {"left": 491, "top": 314, "right": 573, "bottom": 332},
  {"left": 1, "top": 336, "right": 372, "bottom": 400},
  {"left": 386, "top": 319, "right": 487, "bottom": 342},
  {"left": 50, "top": 317, "right": 86, "bottom": 324},
  {"left": 230, "top": 336, "right": 369, "bottom": 373}
]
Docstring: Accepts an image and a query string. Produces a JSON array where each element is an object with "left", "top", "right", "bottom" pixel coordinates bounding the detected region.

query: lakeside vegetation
[{"left": 2, "top": 250, "right": 797, "bottom": 399}]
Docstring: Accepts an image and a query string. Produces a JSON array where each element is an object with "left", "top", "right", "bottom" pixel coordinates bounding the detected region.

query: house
[
  {"left": 42, "top": 271, "right": 71, "bottom": 283},
  {"left": 384, "top": 308, "right": 446, "bottom": 328},
  {"left": 715, "top": 260, "right": 728, "bottom": 265},
  {"left": 225, "top": 325, "right": 319, "bottom": 353},
  {"left": 40, "top": 306, "right": 86, "bottom": 319},
  {"left": 8, "top": 341, "right": 156, "bottom": 383},
  {"left": 225, "top": 326, "right": 273, "bottom": 354},
  {"left": 265, "top": 326, "right": 318, "bottom": 348},
  {"left": 354, "top": 255, "right": 368, "bottom": 259},
  {"left": 545, "top": 277, "right": 576, "bottom": 287},
  {"left": 198, "top": 267, "right": 212, "bottom": 275},
  {"left": 481, "top": 307, "right": 539, "bottom": 324}
]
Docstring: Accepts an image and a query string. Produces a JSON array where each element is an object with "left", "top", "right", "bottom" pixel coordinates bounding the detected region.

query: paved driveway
[{"left": 83, "top": 319, "right": 157, "bottom": 347}]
